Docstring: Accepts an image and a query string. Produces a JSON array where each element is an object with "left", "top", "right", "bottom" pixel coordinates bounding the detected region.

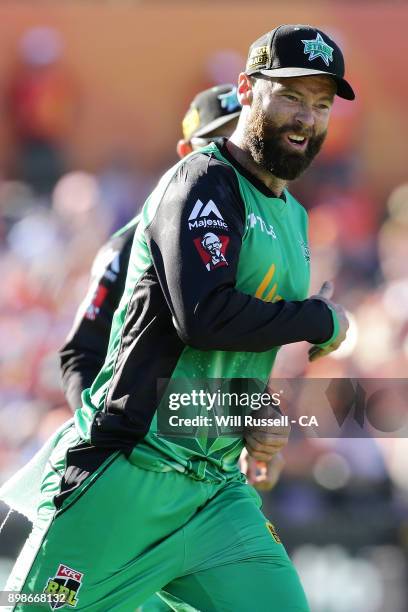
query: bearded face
[{"left": 242, "top": 83, "right": 328, "bottom": 181}]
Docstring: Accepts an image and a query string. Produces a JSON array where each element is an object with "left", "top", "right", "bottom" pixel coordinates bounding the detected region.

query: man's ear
[
  {"left": 237, "top": 73, "right": 254, "bottom": 106},
  {"left": 176, "top": 139, "right": 193, "bottom": 159}
]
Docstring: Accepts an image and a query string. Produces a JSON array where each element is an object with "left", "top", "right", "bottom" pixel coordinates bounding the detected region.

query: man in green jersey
[{"left": 8, "top": 25, "right": 354, "bottom": 611}]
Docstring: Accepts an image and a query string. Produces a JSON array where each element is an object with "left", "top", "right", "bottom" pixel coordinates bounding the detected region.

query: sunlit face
[{"left": 243, "top": 74, "right": 336, "bottom": 180}]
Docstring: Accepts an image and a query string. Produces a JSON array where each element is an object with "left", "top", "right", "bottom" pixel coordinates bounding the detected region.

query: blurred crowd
[{"left": 0, "top": 25, "right": 407, "bottom": 611}]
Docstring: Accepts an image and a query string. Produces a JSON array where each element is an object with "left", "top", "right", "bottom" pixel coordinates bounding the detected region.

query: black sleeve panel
[
  {"left": 146, "top": 153, "right": 333, "bottom": 353},
  {"left": 59, "top": 227, "right": 135, "bottom": 411}
]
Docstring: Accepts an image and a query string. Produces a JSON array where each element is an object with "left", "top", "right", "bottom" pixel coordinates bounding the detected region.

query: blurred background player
[{"left": 59, "top": 83, "right": 241, "bottom": 414}]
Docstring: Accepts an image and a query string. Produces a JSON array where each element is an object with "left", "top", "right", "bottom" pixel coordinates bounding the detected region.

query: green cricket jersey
[{"left": 75, "top": 141, "right": 334, "bottom": 482}]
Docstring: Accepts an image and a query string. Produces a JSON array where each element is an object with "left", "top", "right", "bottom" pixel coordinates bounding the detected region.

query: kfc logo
[
  {"left": 85, "top": 284, "right": 108, "bottom": 320},
  {"left": 57, "top": 566, "right": 82, "bottom": 582},
  {"left": 194, "top": 233, "right": 229, "bottom": 271}
]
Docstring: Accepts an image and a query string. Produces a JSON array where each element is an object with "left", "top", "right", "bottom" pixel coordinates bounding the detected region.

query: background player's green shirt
[{"left": 75, "top": 141, "right": 333, "bottom": 482}]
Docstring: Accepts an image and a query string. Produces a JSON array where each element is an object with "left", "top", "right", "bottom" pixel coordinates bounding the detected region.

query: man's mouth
[{"left": 284, "top": 133, "right": 308, "bottom": 152}]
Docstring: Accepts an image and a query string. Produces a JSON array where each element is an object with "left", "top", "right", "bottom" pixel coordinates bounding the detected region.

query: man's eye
[
  {"left": 284, "top": 94, "right": 298, "bottom": 101},
  {"left": 317, "top": 103, "right": 330, "bottom": 110}
]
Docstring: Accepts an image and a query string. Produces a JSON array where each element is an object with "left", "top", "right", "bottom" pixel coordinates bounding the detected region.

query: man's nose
[{"left": 295, "top": 104, "right": 315, "bottom": 129}]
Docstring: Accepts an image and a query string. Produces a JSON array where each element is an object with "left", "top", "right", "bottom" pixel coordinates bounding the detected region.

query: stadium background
[{"left": 0, "top": 2, "right": 407, "bottom": 610}]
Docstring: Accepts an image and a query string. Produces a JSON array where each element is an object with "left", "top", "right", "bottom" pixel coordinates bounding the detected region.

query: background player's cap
[
  {"left": 246, "top": 24, "right": 355, "bottom": 101},
  {"left": 182, "top": 84, "right": 241, "bottom": 140}
]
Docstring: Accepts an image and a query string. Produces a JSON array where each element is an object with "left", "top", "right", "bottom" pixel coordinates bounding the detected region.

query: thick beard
[{"left": 243, "top": 99, "right": 327, "bottom": 180}]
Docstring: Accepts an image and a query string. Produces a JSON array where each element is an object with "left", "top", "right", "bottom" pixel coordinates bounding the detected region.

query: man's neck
[{"left": 226, "top": 137, "right": 287, "bottom": 198}]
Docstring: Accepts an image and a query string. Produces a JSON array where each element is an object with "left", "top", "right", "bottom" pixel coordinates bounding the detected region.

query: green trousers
[{"left": 7, "top": 424, "right": 309, "bottom": 611}]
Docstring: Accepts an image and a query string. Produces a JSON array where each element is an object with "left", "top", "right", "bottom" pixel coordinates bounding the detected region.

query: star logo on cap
[
  {"left": 217, "top": 87, "right": 240, "bottom": 113},
  {"left": 301, "top": 33, "right": 334, "bottom": 67}
]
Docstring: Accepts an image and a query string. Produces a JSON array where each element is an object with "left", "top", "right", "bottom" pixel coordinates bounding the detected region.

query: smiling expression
[{"left": 243, "top": 74, "right": 336, "bottom": 180}]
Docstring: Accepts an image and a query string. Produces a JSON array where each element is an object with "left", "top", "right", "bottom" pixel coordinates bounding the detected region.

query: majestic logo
[
  {"left": 217, "top": 87, "right": 240, "bottom": 113},
  {"left": 194, "top": 233, "right": 229, "bottom": 271},
  {"left": 188, "top": 199, "right": 228, "bottom": 231},
  {"left": 246, "top": 212, "right": 276, "bottom": 238},
  {"left": 43, "top": 563, "right": 84, "bottom": 609},
  {"left": 92, "top": 247, "right": 120, "bottom": 283},
  {"left": 301, "top": 33, "right": 334, "bottom": 67},
  {"left": 104, "top": 251, "right": 120, "bottom": 282}
]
